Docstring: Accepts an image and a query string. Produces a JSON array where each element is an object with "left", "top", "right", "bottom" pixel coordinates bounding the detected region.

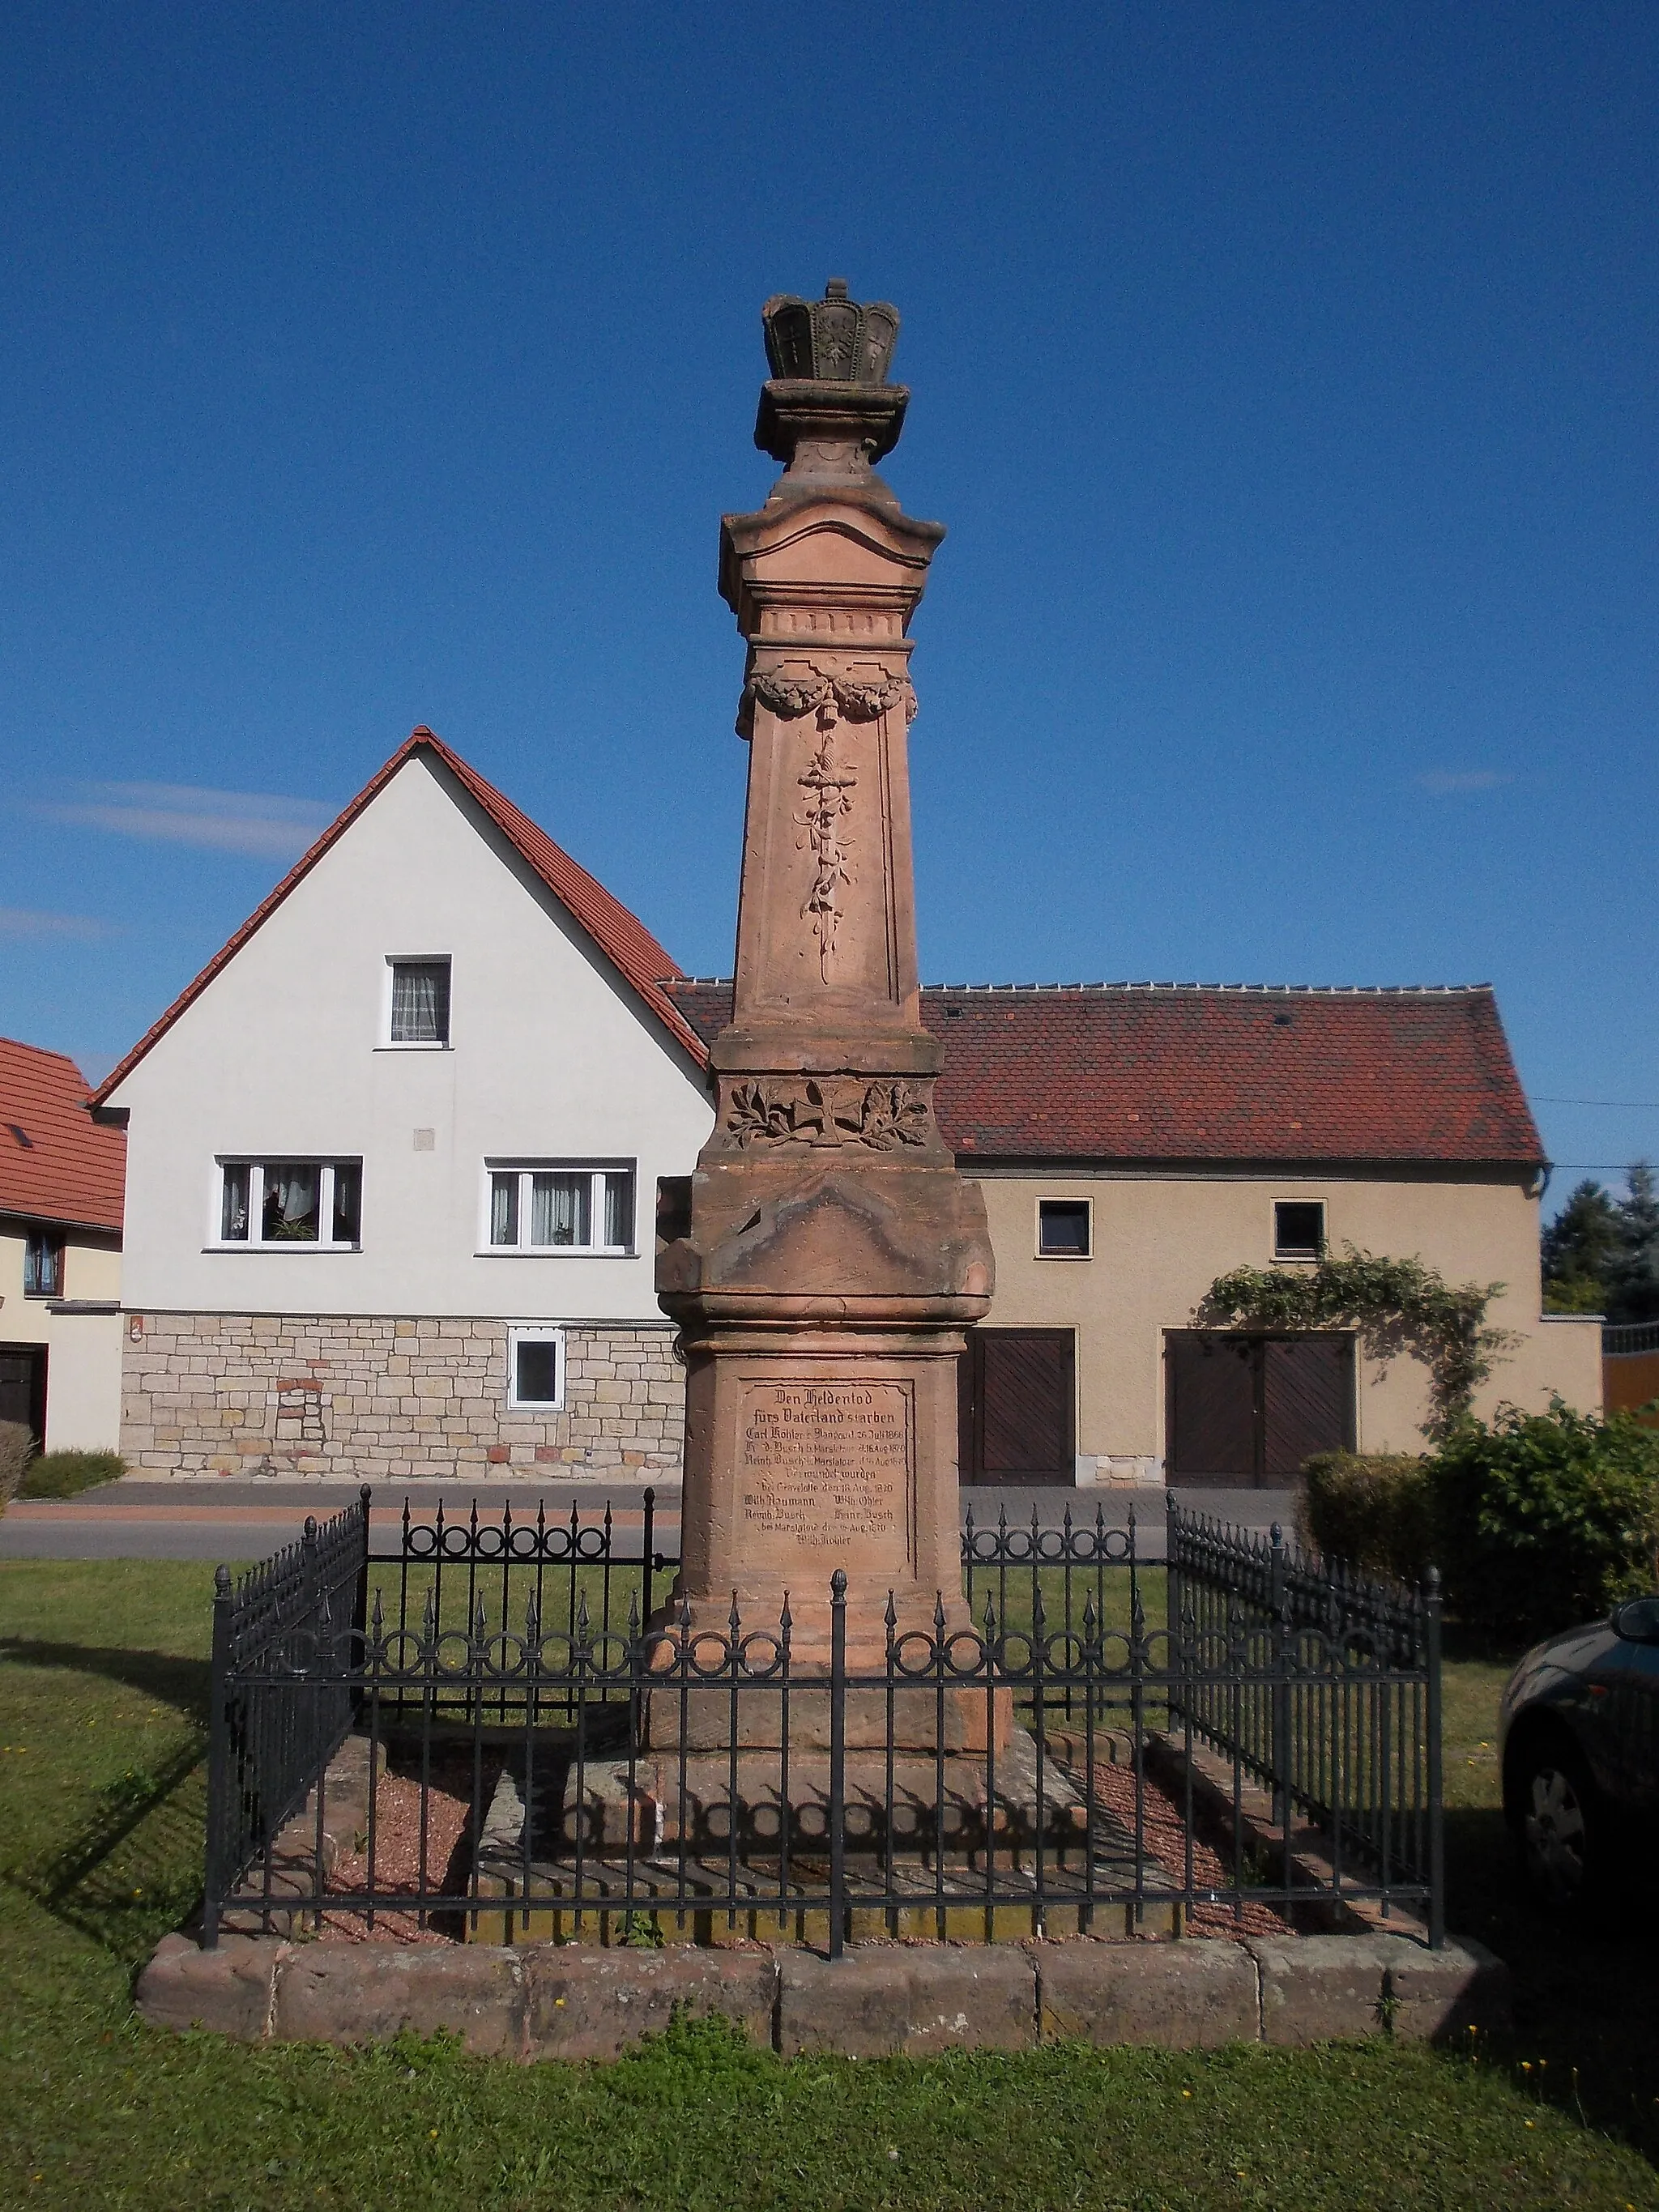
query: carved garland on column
[
  {"left": 749, "top": 667, "right": 916, "bottom": 982},
  {"left": 724, "top": 1076, "right": 932, "bottom": 1151}
]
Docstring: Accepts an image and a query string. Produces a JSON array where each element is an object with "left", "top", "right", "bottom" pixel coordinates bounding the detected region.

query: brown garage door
[
  {"left": 960, "top": 1328, "right": 1075, "bottom": 1485},
  {"left": 0, "top": 1344, "right": 47, "bottom": 1448},
  {"left": 1166, "top": 1332, "right": 1354, "bottom": 1487}
]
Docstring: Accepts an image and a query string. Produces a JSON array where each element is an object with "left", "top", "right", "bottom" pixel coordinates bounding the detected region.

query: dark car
[{"left": 1499, "top": 1592, "right": 1659, "bottom": 1906}]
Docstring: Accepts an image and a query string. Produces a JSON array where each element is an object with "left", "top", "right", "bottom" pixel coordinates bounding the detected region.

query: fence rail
[
  {"left": 202, "top": 1487, "right": 1443, "bottom": 1953},
  {"left": 1604, "top": 1319, "right": 1659, "bottom": 1357}
]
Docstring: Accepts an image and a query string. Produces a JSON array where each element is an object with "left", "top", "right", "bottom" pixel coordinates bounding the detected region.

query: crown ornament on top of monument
[
  {"left": 753, "top": 278, "right": 911, "bottom": 484},
  {"left": 761, "top": 279, "right": 900, "bottom": 385}
]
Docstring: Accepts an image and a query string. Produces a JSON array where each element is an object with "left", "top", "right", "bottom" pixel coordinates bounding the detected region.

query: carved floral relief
[
  {"left": 724, "top": 1077, "right": 932, "bottom": 1152},
  {"left": 749, "top": 662, "right": 915, "bottom": 982},
  {"left": 748, "top": 667, "right": 915, "bottom": 723},
  {"left": 794, "top": 723, "right": 855, "bottom": 980}
]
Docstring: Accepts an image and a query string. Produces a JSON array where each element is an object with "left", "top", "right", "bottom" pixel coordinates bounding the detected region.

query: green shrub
[
  {"left": 16, "top": 1448, "right": 126, "bottom": 1499},
  {"left": 0, "top": 1419, "right": 32, "bottom": 1513},
  {"left": 1298, "top": 1451, "right": 1435, "bottom": 1584},
  {"left": 1427, "top": 1398, "right": 1659, "bottom": 1638}
]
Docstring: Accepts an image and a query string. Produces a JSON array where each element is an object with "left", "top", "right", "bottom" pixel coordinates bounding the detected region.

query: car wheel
[{"left": 1512, "top": 1735, "right": 1599, "bottom": 1910}]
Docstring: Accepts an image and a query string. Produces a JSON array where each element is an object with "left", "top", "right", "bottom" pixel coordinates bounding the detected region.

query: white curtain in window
[
  {"left": 391, "top": 963, "right": 448, "bottom": 1042},
  {"left": 603, "top": 1171, "right": 633, "bottom": 1250},
  {"left": 221, "top": 1164, "right": 251, "bottom": 1241},
  {"left": 490, "top": 1172, "right": 518, "bottom": 1246},
  {"left": 531, "top": 1172, "right": 587, "bottom": 1247},
  {"left": 262, "top": 1164, "right": 319, "bottom": 1240}
]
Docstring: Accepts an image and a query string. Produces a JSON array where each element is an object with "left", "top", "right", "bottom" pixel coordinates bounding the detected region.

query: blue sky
[{"left": 2, "top": 3, "right": 1656, "bottom": 1205}]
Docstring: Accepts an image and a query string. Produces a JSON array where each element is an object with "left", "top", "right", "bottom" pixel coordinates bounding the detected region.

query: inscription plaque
[{"left": 739, "top": 1379, "right": 914, "bottom": 1562}]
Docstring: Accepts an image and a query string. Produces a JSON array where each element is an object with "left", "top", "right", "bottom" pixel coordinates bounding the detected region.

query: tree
[
  {"left": 1541, "top": 1178, "right": 1620, "bottom": 1313},
  {"left": 1610, "top": 1159, "right": 1659, "bottom": 1323}
]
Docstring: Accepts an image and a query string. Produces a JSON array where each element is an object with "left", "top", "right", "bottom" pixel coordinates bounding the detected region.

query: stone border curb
[{"left": 137, "top": 1932, "right": 1510, "bottom": 2058}]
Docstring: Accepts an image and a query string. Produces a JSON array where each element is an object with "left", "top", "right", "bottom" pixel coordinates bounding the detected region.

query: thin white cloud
[
  {"left": 0, "top": 905, "right": 115, "bottom": 941},
  {"left": 1414, "top": 770, "right": 1512, "bottom": 795},
  {"left": 36, "top": 782, "right": 335, "bottom": 859}
]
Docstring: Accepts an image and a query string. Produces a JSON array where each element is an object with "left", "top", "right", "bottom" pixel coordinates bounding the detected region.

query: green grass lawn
[{"left": 2, "top": 1560, "right": 1657, "bottom": 2211}]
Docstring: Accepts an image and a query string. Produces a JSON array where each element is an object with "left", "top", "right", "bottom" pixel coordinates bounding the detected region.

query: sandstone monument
[{"left": 657, "top": 279, "right": 995, "bottom": 1668}]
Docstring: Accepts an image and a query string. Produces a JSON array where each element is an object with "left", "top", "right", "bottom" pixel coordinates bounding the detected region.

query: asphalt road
[{"left": 0, "top": 1478, "right": 1294, "bottom": 1563}]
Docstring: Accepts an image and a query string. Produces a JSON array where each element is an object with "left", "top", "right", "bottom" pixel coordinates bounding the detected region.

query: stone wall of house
[{"left": 118, "top": 1312, "right": 685, "bottom": 1479}]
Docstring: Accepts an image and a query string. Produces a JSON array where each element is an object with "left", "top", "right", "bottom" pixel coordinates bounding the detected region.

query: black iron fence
[
  {"left": 202, "top": 1486, "right": 1444, "bottom": 1952},
  {"left": 1167, "top": 1503, "right": 1444, "bottom": 1941},
  {"left": 203, "top": 1493, "right": 369, "bottom": 1940}
]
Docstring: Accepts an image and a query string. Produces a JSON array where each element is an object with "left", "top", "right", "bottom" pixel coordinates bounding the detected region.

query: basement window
[
  {"left": 1273, "top": 1201, "right": 1326, "bottom": 1261},
  {"left": 508, "top": 1327, "right": 565, "bottom": 1410},
  {"left": 1037, "top": 1199, "right": 1092, "bottom": 1259},
  {"left": 217, "top": 1161, "right": 363, "bottom": 1247}
]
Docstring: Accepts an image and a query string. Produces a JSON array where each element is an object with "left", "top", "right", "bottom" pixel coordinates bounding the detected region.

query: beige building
[
  {"left": 0, "top": 1038, "right": 126, "bottom": 1452},
  {"left": 92, "top": 733, "right": 1598, "bottom": 1489},
  {"left": 668, "top": 981, "right": 1601, "bottom": 1488}
]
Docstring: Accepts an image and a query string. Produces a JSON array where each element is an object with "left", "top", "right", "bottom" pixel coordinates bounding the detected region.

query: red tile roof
[
  {"left": 92, "top": 730, "right": 704, "bottom": 1108},
  {"left": 663, "top": 982, "right": 1546, "bottom": 1169},
  {"left": 0, "top": 1038, "right": 126, "bottom": 1233}
]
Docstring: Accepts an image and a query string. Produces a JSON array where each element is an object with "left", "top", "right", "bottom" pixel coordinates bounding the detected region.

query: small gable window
[
  {"left": 23, "top": 1230, "right": 63, "bottom": 1297},
  {"left": 1037, "top": 1199, "right": 1092, "bottom": 1259},
  {"left": 1273, "top": 1201, "right": 1326, "bottom": 1260},
  {"left": 389, "top": 958, "right": 451, "bottom": 1045}
]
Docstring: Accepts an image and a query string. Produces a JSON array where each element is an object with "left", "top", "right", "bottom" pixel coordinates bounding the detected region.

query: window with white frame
[
  {"left": 1037, "top": 1198, "right": 1092, "bottom": 1259},
  {"left": 1273, "top": 1200, "right": 1326, "bottom": 1260},
  {"left": 484, "top": 1162, "right": 635, "bottom": 1255},
  {"left": 508, "top": 1325, "right": 565, "bottom": 1409},
  {"left": 387, "top": 957, "right": 451, "bottom": 1045},
  {"left": 217, "top": 1160, "right": 363, "bottom": 1247}
]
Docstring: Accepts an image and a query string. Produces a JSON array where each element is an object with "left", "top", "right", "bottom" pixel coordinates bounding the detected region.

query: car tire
[{"left": 1508, "top": 1730, "right": 1602, "bottom": 1912}]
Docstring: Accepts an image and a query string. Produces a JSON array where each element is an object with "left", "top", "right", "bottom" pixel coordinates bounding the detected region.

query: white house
[
  {"left": 94, "top": 730, "right": 714, "bottom": 1479},
  {"left": 93, "top": 726, "right": 1599, "bottom": 1487}
]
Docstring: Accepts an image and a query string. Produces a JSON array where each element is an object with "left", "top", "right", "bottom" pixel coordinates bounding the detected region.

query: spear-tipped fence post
[
  {"left": 202, "top": 1563, "right": 234, "bottom": 1949},
  {"left": 1425, "top": 1564, "right": 1445, "bottom": 1948},
  {"left": 1270, "top": 1521, "right": 1291, "bottom": 1830},
  {"left": 828, "top": 1570, "right": 847, "bottom": 1960},
  {"left": 352, "top": 1485, "right": 372, "bottom": 1718},
  {"left": 642, "top": 1485, "right": 656, "bottom": 1626},
  {"left": 1165, "top": 1490, "right": 1180, "bottom": 1642}
]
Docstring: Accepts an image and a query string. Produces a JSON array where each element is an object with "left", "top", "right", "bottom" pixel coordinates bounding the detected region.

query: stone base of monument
[
  {"left": 138, "top": 1927, "right": 1512, "bottom": 2056},
  {"left": 465, "top": 1723, "right": 1180, "bottom": 1947}
]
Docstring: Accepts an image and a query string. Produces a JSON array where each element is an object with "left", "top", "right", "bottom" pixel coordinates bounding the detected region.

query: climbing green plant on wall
[{"left": 1197, "top": 1247, "right": 1517, "bottom": 1440}]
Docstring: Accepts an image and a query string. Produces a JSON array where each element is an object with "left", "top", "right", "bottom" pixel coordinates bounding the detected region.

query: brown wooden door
[
  {"left": 1166, "top": 1333, "right": 1258, "bottom": 1482},
  {"left": 1262, "top": 1335, "right": 1354, "bottom": 1478},
  {"left": 960, "top": 1329, "right": 1075, "bottom": 1484},
  {"left": 0, "top": 1345, "right": 47, "bottom": 1447},
  {"left": 1166, "top": 1332, "right": 1354, "bottom": 1486}
]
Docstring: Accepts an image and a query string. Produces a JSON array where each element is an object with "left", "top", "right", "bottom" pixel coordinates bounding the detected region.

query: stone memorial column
[{"left": 657, "top": 281, "right": 995, "bottom": 1673}]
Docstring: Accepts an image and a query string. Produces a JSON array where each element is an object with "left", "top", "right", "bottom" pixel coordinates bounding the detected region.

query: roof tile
[
  {"left": 0, "top": 1038, "right": 126, "bottom": 1232},
  {"left": 663, "top": 982, "right": 1545, "bottom": 1167}
]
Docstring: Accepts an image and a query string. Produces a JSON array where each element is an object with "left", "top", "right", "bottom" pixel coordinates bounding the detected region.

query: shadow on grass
[
  {"left": 0, "top": 1639, "right": 211, "bottom": 1722},
  {"left": 1, "top": 1639, "right": 211, "bottom": 1967},
  {"left": 6, "top": 1734, "right": 207, "bottom": 1967},
  {"left": 1442, "top": 1802, "right": 1659, "bottom": 2168}
]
